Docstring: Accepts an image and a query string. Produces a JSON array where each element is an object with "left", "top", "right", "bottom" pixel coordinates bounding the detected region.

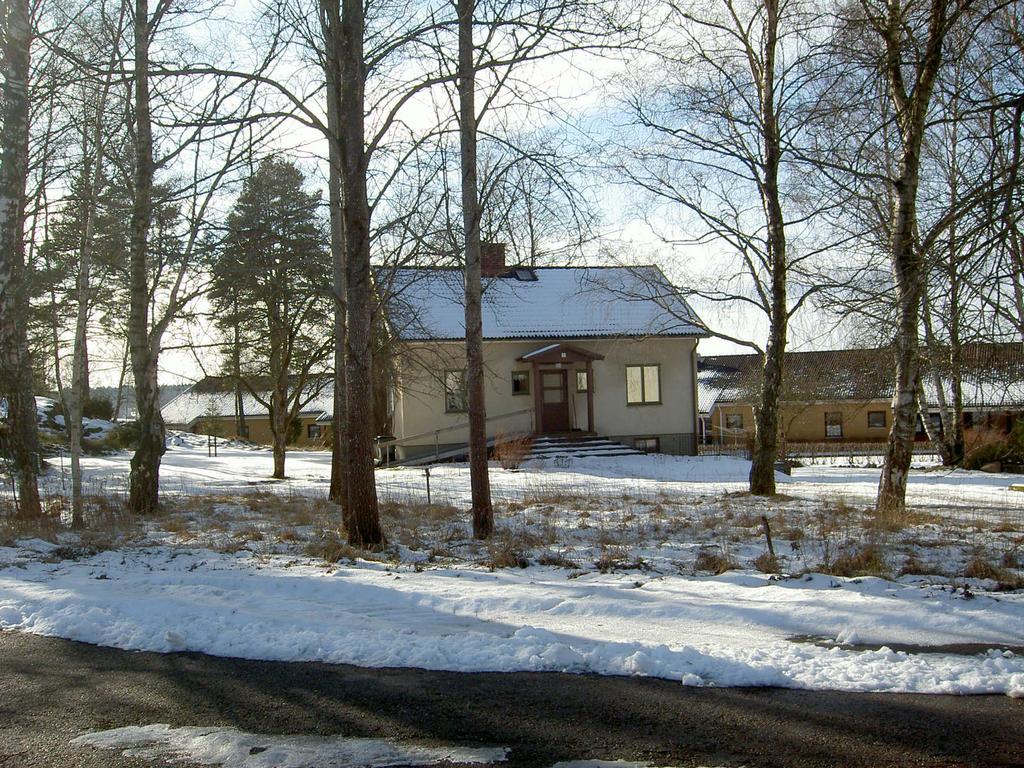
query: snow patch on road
[{"left": 71, "top": 725, "right": 509, "bottom": 767}]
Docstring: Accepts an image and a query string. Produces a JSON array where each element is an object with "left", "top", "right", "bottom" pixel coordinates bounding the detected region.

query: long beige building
[
  {"left": 383, "top": 251, "right": 707, "bottom": 461},
  {"left": 698, "top": 344, "right": 1024, "bottom": 446}
]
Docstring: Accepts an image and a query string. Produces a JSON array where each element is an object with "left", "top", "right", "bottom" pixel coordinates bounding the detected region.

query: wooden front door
[{"left": 540, "top": 370, "right": 570, "bottom": 432}]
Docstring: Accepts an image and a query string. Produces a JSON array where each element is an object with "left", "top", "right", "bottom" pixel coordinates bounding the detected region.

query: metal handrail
[
  {"left": 375, "top": 407, "right": 535, "bottom": 465},
  {"left": 377, "top": 407, "right": 535, "bottom": 449}
]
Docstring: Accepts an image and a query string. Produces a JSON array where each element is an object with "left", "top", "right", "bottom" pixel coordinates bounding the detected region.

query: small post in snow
[
  {"left": 424, "top": 466, "right": 431, "bottom": 507},
  {"left": 761, "top": 515, "right": 776, "bottom": 559}
]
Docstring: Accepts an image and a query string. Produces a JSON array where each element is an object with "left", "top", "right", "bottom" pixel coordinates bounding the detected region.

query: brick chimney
[{"left": 481, "top": 242, "right": 507, "bottom": 277}]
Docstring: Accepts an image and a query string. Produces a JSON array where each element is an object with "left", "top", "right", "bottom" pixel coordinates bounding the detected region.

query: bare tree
[
  {"left": 618, "top": 0, "right": 833, "bottom": 495},
  {"left": 845, "top": 0, "right": 978, "bottom": 517},
  {"left": 0, "top": 0, "right": 43, "bottom": 518},
  {"left": 455, "top": 0, "right": 494, "bottom": 538}
]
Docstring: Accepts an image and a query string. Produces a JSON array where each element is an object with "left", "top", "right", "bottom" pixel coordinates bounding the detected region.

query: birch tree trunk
[
  {"left": 457, "top": 0, "right": 494, "bottom": 539},
  {"left": 339, "top": 0, "right": 383, "bottom": 546},
  {"left": 128, "top": 0, "right": 166, "bottom": 515},
  {"left": 0, "top": 0, "right": 42, "bottom": 519},
  {"left": 748, "top": 0, "right": 788, "bottom": 497},
  {"left": 874, "top": 0, "right": 954, "bottom": 518},
  {"left": 320, "top": 0, "right": 349, "bottom": 514}
]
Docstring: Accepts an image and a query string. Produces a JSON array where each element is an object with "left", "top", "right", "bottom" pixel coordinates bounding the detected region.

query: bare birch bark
[
  {"left": 0, "top": 0, "right": 42, "bottom": 519},
  {"left": 456, "top": 0, "right": 494, "bottom": 538},
  {"left": 873, "top": 0, "right": 956, "bottom": 517},
  {"left": 748, "top": 0, "right": 788, "bottom": 497},
  {"left": 127, "top": 0, "right": 166, "bottom": 515}
]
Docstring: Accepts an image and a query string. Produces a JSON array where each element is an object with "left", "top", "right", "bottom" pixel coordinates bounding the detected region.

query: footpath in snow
[{"left": 1, "top": 543, "right": 1022, "bottom": 696}]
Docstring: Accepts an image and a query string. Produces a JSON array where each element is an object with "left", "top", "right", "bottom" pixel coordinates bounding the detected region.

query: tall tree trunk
[
  {"left": 877, "top": 170, "right": 925, "bottom": 515},
  {"left": 875, "top": 0, "right": 950, "bottom": 517},
  {"left": 748, "top": 0, "right": 787, "bottom": 497},
  {"left": 127, "top": 0, "right": 165, "bottom": 515},
  {"left": 320, "top": 0, "right": 349, "bottom": 514},
  {"left": 232, "top": 294, "right": 247, "bottom": 439},
  {"left": 339, "top": 0, "right": 383, "bottom": 546},
  {"left": 457, "top": 0, "right": 494, "bottom": 539},
  {"left": 0, "top": 0, "right": 42, "bottom": 519},
  {"left": 270, "top": 391, "right": 287, "bottom": 479},
  {"left": 69, "top": 69, "right": 117, "bottom": 529}
]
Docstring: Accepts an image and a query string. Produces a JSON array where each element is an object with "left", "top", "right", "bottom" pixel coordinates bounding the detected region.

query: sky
[{"left": 63, "top": 0, "right": 859, "bottom": 388}]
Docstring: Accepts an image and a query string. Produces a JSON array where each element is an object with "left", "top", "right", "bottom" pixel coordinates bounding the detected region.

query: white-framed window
[
  {"left": 725, "top": 413, "right": 743, "bottom": 430},
  {"left": 625, "top": 364, "right": 660, "bottom": 405},
  {"left": 576, "top": 370, "right": 589, "bottom": 393},
  {"left": 867, "top": 410, "right": 886, "bottom": 429},
  {"left": 444, "top": 369, "right": 468, "bottom": 413},
  {"left": 825, "top": 411, "right": 843, "bottom": 438},
  {"left": 307, "top": 423, "right": 323, "bottom": 440}
]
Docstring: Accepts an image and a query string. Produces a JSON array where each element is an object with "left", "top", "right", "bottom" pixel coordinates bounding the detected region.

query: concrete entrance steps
[{"left": 526, "top": 435, "right": 642, "bottom": 461}]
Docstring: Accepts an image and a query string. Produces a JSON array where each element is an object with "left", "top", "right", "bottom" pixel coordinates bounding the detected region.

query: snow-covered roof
[
  {"left": 381, "top": 266, "right": 706, "bottom": 341},
  {"left": 162, "top": 377, "right": 333, "bottom": 426}
]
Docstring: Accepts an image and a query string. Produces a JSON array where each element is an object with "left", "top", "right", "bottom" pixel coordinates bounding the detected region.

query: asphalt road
[{"left": 1, "top": 631, "right": 1022, "bottom": 768}]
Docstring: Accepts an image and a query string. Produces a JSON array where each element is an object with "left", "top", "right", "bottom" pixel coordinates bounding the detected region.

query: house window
[
  {"left": 576, "top": 370, "right": 589, "bottom": 393},
  {"left": 307, "top": 423, "right": 323, "bottom": 440},
  {"left": 634, "top": 437, "right": 660, "bottom": 453},
  {"left": 444, "top": 369, "right": 468, "bottom": 413},
  {"left": 511, "top": 370, "right": 530, "bottom": 395},
  {"left": 725, "top": 413, "right": 743, "bottom": 430},
  {"left": 625, "top": 364, "right": 660, "bottom": 405},
  {"left": 825, "top": 411, "right": 843, "bottom": 438},
  {"left": 867, "top": 410, "right": 886, "bottom": 429}
]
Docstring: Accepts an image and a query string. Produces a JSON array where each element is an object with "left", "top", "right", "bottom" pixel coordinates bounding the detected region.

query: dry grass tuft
[
  {"left": 752, "top": 551, "right": 779, "bottom": 573},
  {"left": 485, "top": 533, "right": 531, "bottom": 569},
  {"left": 694, "top": 546, "right": 738, "bottom": 575},
  {"left": 898, "top": 554, "right": 929, "bottom": 576},
  {"left": 827, "top": 544, "right": 889, "bottom": 578},
  {"left": 963, "top": 556, "right": 1004, "bottom": 581},
  {"left": 304, "top": 529, "right": 359, "bottom": 563}
]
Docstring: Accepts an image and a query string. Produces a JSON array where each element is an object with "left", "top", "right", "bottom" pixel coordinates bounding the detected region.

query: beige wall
[
  {"left": 394, "top": 337, "right": 699, "bottom": 456},
  {"left": 708, "top": 400, "right": 893, "bottom": 444},
  {"left": 193, "top": 415, "right": 332, "bottom": 448}
]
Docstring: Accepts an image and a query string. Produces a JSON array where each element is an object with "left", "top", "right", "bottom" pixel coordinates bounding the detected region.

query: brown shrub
[{"left": 494, "top": 432, "right": 533, "bottom": 470}]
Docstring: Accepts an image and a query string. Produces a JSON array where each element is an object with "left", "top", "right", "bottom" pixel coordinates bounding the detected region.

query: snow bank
[
  {"left": 3, "top": 548, "right": 1023, "bottom": 695},
  {"left": 72, "top": 725, "right": 508, "bottom": 768}
]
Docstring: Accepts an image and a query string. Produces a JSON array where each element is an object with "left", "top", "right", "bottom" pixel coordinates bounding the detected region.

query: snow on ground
[
  {"left": 34, "top": 434, "right": 1024, "bottom": 526},
  {"left": 71, "top": 725, "right": 508, "bottom": 768},
  {"left": 3, "top": 436, "right": 1024, "bottom": 696},
  {"left": 2, "top": 544, "right": 1024, "bottom": 695}
]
